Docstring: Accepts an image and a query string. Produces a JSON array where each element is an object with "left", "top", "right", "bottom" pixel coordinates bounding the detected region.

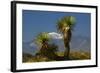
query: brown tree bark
[{"left": 63, "top": 29, "right": 72, "bottom": 59}]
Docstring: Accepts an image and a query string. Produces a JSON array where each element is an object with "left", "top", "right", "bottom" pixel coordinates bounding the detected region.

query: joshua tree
[
  {"left": 35, "top": 32, "right": 50, "bottom": 56},
  {"left": 56, "top": 16, "right": 76, "bottom": 59},
  {"left": 35, "top": 32, "right": 63, "bottom": 61}
]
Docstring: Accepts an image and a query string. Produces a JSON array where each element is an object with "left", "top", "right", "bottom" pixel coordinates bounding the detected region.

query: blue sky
[{"left": 22, "top": 10, "right": 91, "bottom": 42}]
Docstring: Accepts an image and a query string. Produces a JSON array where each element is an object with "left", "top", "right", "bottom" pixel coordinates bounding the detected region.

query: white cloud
[
  {"left": 48, "top": 32, "right": 63, "bottom": 39},
  {"left": 30, "top": 42, "right": 37, "bottom": 47}
]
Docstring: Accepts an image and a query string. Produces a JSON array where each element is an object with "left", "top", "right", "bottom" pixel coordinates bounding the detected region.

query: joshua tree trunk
[
  {"left": 63, "top": 29, "right": 72, "bottom": 59},
  {"left": 39, "top": 41, "right": 49, "bottom": 56},
  {"left": 64, "top": 43, "right": 70, "bottom": 59}
]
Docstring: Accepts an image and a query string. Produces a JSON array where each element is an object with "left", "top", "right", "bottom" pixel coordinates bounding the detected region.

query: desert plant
[
  {"left": 35, "top": 32, "right": 60, "bottom": 60},
  {"left": 56, "top": 16, "right": 76, "bottom": 59},
  {"left": 35, "top": 32, "right": 50, "bottom": 56}
]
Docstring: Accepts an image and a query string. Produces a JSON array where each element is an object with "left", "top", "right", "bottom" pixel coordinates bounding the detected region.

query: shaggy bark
[{"left": 63, "top": 29, "right": 72, "bottom": 59}]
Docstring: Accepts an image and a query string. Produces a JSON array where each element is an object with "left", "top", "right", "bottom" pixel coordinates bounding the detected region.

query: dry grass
[{"left": 23, "top": 51, "right": 90, "bottom": 63}]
